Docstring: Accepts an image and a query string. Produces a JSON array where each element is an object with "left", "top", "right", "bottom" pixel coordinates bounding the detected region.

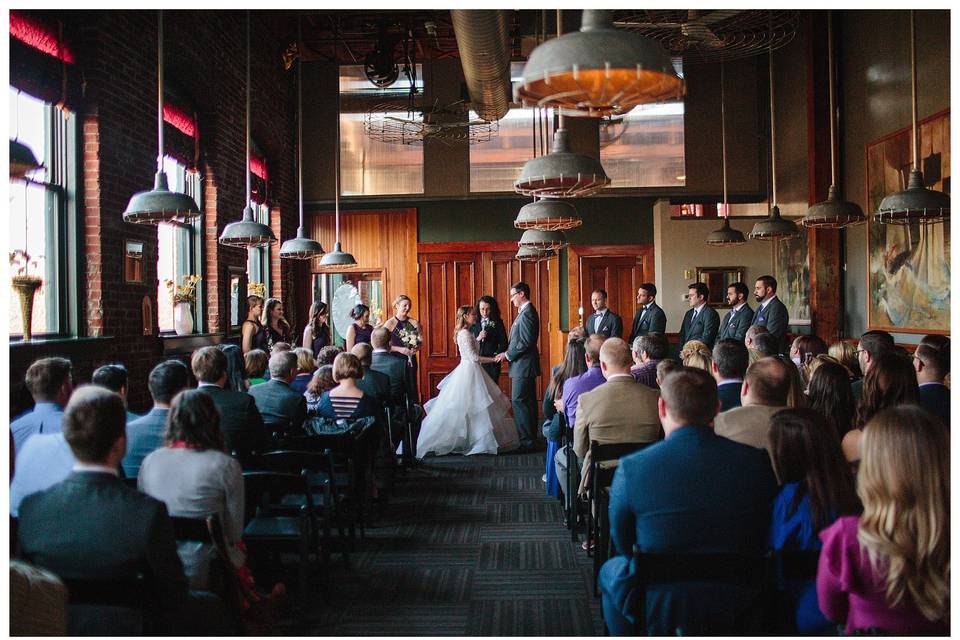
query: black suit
[
  {"left": 919, "top": 383, "right": 950, "bottom": 426},
  {"left": 678, "top": 305, "right": 721, "bottom": 349},
  {"left": 371, "top": 350, "right": 408, "bottom": 406},
  {"left": 585, "top": 309, "right": 623, "bottom": 339},
  {"left": 196, "top": 384, "right": 269, "bottom": 454},
  {"left": 359, "top": 368, "right": 391, "bottom": 404},
  {"left": 472, "top": 319, "right": 508, "bottom": 384},
  {"left": 628, "top": 302, "right": 667, "bottom": 345},
  {"left": 717, "top": 381, "right": 743, "bottom": 412}
]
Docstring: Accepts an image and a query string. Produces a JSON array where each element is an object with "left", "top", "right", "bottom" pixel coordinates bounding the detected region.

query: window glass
[
  {"left": 600, "top": 100, "right": 686, "bottom": 188},
  {"left": 157, "top": 156, "right": 202, "bottom": 333},
  {"left": 469, "top": 106, "right": 536, "bottom": 193},
  {"left": 247, "top": 202, "right": 271, "bottom": 297}
]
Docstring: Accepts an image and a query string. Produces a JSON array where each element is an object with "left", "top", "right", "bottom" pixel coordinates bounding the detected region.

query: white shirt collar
[
  {"left": 919, "top": 381, "right": 947, "bottom": 388},
  {"left": 718, "top": 378, "right": 743, "bottom": 386},
  {"left": 198, "top": 381, "right": 221, "bottom": 388},
  {"left": 373, "top": 348, "right": 390, "bottom": 353},
  {"left": 606, "top": 373, "right": 634, "bottom": 381},
  {"left": 72, "top": 462, "right": 119, "bottom": 476},
  {"left": 760, "top": 295, "right": 777, "bottom": 309},
  {"left": 733, "top": 302, "right": 747, "bottom": 311},
  {"left": 595, "top": 307, "right": 607, "bottom": 317},
  {"left": 694, "top": 302, "right": 707, "bottom": 313},
  {"left": 519, "top": 301, "right": 530, "bottom": 313}
]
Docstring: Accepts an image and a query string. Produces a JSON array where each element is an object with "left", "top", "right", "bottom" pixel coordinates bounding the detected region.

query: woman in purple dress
[
  {"left": 301, "top": 300, "right": 331, "bottom": 356},
  {"left": 383, "top": 294, "right": 421, "bottom": 404},
  {"left": 260, "top": 298, "right": 292, "bottom": 351},
  {"left": 345, "top": 304, "right": 374, "bottom": 351}
]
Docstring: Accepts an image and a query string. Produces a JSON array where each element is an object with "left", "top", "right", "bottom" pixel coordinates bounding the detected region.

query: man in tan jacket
[
  {"left": 574, "top": 338, "right": 662, "bottom": 495},
  {"left": 713, "top": 357, "right": 790, "bottom": 452}
]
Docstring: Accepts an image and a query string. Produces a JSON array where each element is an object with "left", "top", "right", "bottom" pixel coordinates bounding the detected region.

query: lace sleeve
[{"left": 457, "top": 329, "right": 481, "bottom": 362}]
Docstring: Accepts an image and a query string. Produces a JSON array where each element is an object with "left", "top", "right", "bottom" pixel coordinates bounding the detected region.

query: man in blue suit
[
  {"left": 914, "top": 340, "right": 950, "bottom": 426},
  {"left": 627, "top": 283, "right": 667, "bottom": 345},
  {"left": 751, "top": 275, "right": 790, "bottom": 353},
  {"left": 11, "top": 357, "right": 73, "bottom": 454},
  {"left": 678, "top": 283, "right": 720, "bottom": 349},
  {"left": 718, "top": 282, "right": 755, "bottom": 342},
  {"left": 599, "top": 367, "right": 777, "bottom": 636},
  {"left": 122, "top": 360, "right": 190, "bottom": 478}
]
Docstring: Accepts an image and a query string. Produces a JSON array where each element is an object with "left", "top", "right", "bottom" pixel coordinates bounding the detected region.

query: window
[
  {"left": 600, "top": 100, "right": 686, "bottom": 188},
  {"left": 157, "top": 156, "right": 203, "bottom": 333},
  {"left": 469, "top": 106, "right": 537, "bottom": 193},
  {"left": 9, "top": 88, "right": 76, "bottom": 338},
  {"left": 339, "top": 64, "right": 424, "bottom": 196},
  {"left": 247, "top": 201, "right": 271, "bottom": 298}
]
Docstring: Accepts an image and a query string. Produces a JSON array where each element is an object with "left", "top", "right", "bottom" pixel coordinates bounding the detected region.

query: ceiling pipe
[{"left": 449, "top": 9, "right": 512, "bottom": 122}]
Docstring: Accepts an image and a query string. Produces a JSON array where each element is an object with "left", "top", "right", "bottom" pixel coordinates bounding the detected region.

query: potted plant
[
  {"left": 166, "top": 274, "right": 201, "bottom": 335},
  {"left": 10, "top": 250, "right": 43, "bottom": 340}
]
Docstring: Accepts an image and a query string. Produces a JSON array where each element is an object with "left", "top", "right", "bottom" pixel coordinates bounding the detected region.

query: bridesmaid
[
  {"left": 383, "top": 294, "right": 422, "bottom": 403},
  {"left": 241, "top": 295, "right": 265, "bottom": 354},
  {"left": 345, "top": 304, "right": 374, "bottom": 351},
  {"left": 302, "top": 300, "right": 331, "bottom": 355},
  {"left": 261, "top": 298, "right": 292, "bottom": 351},
  {"left": 471, "top": 295, "right": 508, "bottom": 384}
]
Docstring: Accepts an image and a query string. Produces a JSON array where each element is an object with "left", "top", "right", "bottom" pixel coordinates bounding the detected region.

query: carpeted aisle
[{"left": 281, "top": 450, "right": 605, "bottom": 636}]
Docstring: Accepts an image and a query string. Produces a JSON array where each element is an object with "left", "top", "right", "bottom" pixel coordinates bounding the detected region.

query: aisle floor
[{"left": 279, "top": 450, "right": 605, "bottom": 636}]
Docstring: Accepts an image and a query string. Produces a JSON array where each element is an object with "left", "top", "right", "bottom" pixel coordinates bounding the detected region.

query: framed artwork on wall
[
  {"left": 866, "top": 109, "right": 950, "bottom": 334},
  {"left": 773, "top": 221, "right": 811, "bottom": 325}
]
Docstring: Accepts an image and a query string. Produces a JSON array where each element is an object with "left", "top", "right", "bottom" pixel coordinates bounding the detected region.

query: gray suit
[
  {"left": 678, "top": 305, "right": 721, "bottom": 349},
  {"left": 122, "top": 407, "right": 169, "bottom": 479},
  {"left": 718, "top": 304, "right": 755, "bottom": 342},
  {"left": 196, "top": 385, "right": 268, "bottom": 454},
  {"left": 506, "top": 303, "right": 541, "bottom": 448},
  {"left": 751, "top": 296, "right": 789, "bottom": 351},
  {"left": 248, "top": 379, "right": 307, "bottom": 435},
  {"left": 585, "top": 309, "right": 623, "bottom": 339},
  {"left": 628, "top": 303, "right": 667, "bottom": 344},
  {"left": 371, "top": 351, "right": 408, "bottom": 405}
]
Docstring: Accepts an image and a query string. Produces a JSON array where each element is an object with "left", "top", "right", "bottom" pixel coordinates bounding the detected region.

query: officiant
[{"left": 472, "top": 295, "right": 509, "bottom": 384}]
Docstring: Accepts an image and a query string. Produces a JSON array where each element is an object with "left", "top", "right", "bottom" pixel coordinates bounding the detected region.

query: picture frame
[{"left": 773, "top": 221, "right": 811, "bottom": 325}]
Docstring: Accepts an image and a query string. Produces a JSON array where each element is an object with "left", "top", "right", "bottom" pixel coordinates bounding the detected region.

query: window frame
[{"left": 247, "top": 199, "right": 271, "bottom": 298}]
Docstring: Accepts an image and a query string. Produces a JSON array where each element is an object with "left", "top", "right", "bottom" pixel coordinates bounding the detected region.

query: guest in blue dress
[
  {"left": 290, "top": 348, "right": 316, "bottom": 396},
  {"left": 542, "top": 337, "right": 587, "bottom": 498},
  {"left": 767, "top": 408, "right": 861, "bottom": 635}
]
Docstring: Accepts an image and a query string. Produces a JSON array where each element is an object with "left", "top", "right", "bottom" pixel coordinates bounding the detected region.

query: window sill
[
  {"left": 158, "top": 332, "right": 229, "bottom": 356},
  {"left": 10, "top": 336, "right": 116, "bottom": 369},
  {"left": 10, "top": 335, "right": 114, "bottom": 349}
]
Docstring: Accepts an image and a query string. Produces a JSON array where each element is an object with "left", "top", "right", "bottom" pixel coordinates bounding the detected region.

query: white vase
[{"left": 174, "top": 301, "right": 194, "bottom": 336}]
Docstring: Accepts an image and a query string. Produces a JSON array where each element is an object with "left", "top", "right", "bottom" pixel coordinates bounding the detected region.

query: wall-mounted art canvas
[
  {"left": 866, "top": 110, "right": 950, "bottom": 334},
  {"left": 774, "top": 221, "right": 811, "bottom": 325}
]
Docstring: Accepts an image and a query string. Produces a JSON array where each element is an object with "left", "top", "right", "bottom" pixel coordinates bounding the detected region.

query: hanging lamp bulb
[
  {"left": 706, "top": 60, "right": 746, "bottom": 246},
  {"left": 123, "top": 10, "right": 200, "bottom": 224},
  {"left": 873, "top": 11, "right": 949, "bottom": 224},
  {"left": 280, "top": 17, "right": 325, "bottom": 260},
  {"left": 319, "top": 61, "right": 356, "bottom": 268},
  {"left": 220, "top": 12, "right": 276, "bottom": 248}
]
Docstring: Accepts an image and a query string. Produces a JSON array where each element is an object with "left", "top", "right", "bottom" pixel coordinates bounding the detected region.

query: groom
[{"left": 495, "top": 282, "right": 541, "bottom": 452}]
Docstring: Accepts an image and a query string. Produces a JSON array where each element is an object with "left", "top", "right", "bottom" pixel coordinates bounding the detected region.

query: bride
[{"left": 416, "top": 305, "right": 520, "bottom": 458}]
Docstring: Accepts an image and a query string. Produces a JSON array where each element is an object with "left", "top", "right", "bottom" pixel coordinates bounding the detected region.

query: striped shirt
[{"left": 329, "top": 395, "right": 362, "bottom": 419}]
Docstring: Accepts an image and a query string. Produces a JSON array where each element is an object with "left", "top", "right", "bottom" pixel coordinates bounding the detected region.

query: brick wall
[{"left": 12, "top": 10, "right": 309, "bottom": 412}]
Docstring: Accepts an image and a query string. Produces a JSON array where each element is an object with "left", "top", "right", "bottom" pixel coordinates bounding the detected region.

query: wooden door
[{"left": 578, "top": 256, "right": 646, "bottom": 335}]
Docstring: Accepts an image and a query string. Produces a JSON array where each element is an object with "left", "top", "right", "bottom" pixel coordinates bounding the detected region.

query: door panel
[{"left": 579, "top": 255, "right": 645, "bottom": 337}]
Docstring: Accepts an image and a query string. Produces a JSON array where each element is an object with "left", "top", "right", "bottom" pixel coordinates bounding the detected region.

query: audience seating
[
  {"left": 169, "top": 513, "right": 245, "bottom": 618},
  {"left": 63, "top": 575, "right": 146, "bottom": 636}
]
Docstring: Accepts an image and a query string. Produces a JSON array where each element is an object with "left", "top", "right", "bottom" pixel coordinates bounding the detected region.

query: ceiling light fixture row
[{"left": 705, "top": 60, "right": 747, "bottom": 246}]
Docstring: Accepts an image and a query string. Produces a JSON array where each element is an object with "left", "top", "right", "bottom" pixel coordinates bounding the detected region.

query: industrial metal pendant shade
[
  {"left": 874, "top": 11, "right": 948, "bottom": 225},
  {"left": 280, "top": 18, "right": 325, "bottom": 260},
  {"left": 10, "top": 139, "right": 41, "bottom": 180},
  {"left": 802, "top": 12, "right": 864, "bottom": 228},
  {"left": 518, "top": 228, "right": 568, "bottom": 251},
  {"left": 516, "top": 246, "right": 557, "bottom": 262},
  {"left": 517, "top": 9, "right": 683, "bottom": 117},
  {"left": 123, "top": 11, "right": 200, "bottom": 224},
  {"left": 514, "top": 198, "right": 582, "bottom": 231},
  {"left": 320, "top": 59, "right": 356, "bottom": 269},
  {"left": 706, "top": 61, "right": 746, "bottom": 246},
  {"left": 514, "top": 128, "right": 610, "bottom": 198},
  {"left": 220, "top": 12, "right": 276, "bottom": 248}
]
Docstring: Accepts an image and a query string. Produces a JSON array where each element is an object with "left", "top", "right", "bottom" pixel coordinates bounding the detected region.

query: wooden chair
[{"left": 169, "top": 513, "right": 245, "bottom": 620}]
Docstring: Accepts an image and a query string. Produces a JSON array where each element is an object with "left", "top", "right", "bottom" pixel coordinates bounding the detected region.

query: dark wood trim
[{"left": 417, "top": 241, "right": 519, "bottom": 254}]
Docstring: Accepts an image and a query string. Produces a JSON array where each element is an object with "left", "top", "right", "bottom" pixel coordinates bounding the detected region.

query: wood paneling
[{"left": 567, "top": 244, "right": 655, "bottom": 331}]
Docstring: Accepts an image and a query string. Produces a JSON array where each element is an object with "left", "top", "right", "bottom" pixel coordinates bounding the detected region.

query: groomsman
[
  {"left": 678, "top": 282, "right": 720, "bottom": 349},
  {"left": 751, "top": 275, "right": 789, "bottom": 353},
  {"left": 584, "top": 289, "right": 623, "bottom": 339},
  {"left": 495, "top": 282, "right": 541, "bottom": 452},
  {"left": 627, "top": 283, "right": 667, "bottom": 345},
  {"left": 718, "top": 282, "right": 754, "bottom": 342}
]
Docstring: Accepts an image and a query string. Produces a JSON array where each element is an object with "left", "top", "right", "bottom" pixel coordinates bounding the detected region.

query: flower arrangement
[
  {"left": 166, "top": 274, "right": 201, "bottom": 304},
  {"left": 9, "top": 249, "right": 43, "bottom": 287},
  {"left": 397, "top": 324, "right": 422, "bottom": 365},
  {"left": 370, "top": 307, "right": 384, "bottom": 326},
  {"left": 248, "top": 281, "right": 266, "bottom": 298}
]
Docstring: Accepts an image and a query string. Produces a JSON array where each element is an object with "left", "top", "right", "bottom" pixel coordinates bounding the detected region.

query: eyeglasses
[{"left": 509, "top": 291, "right": 519, "bottom": 299}]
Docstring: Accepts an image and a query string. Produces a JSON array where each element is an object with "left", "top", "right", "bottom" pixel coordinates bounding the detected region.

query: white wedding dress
[{"left": 415, "top": 329, "right": 520, "bottom": 458}]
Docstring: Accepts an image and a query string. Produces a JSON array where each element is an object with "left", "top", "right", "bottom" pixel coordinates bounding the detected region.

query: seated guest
[
  {"left": 681, "top": 344, "right": 712, "bottom": 373},
  {"left": 919, "top": 334, "right": 950, "bottom": 387},
  {"left": 244, "top": 349, "right": 269, "bottom": 386},
  {"left": 11, "top": 357, "right": 73, "bottom": 454},
  {"left": 122, "top": 360, "right": 189, "bottom": 479},
  {"left": 92, "top": 364, "right": 139, "bottom": 422},
  {"left": 806, "top": 360, "right": 856, "bottom": 441},
  {"left": 788, "top": 335, "right": 828, "bottom": 385},
  {"left": 10, "top": 559, "right": 67, "bottom": 636},
  {"left": 289, "top": 348, "right": 315, "bottom": 395},
  {"left": 779, "top": 354, "right": 810, "bottom": 409},
  {"left": 852, "top": 330, "right": 895, "bottom": 398},
  {"left": 543, "top": 338, "right": 587, "bottom": 498},
  {"left": 352, "top": 342, "right": 390, "bottom": 403},
  {"left": 752, "top": 332, "right": 781, "bottom": 358},
  {"left": 914, "top": 337, "right": 949, "bottom": 426},
  {"left": 304, "top": 365, "right": 336, "bottom": 414},
  {"left": 193, "top": 346, "right": 268, "bottom": 455},
  {"left": 715, "top": 357, "right": 791, "bottom": 452},
  {"left": 218, "top": 344, "right": 249, "bottom": 391},
  {"left": 249, "top": 351, "right": 308, "bottom": 435},
  {"left": 630, "top": 332, "right": 667, "bottom": 389},
  {"left": 370, "top": 328, "right": 406, "bottom": 405},
  {"left": 317, "top": 345, "right": 343, "bottom": 367},
  {"left": 271, "top": 341, "right": 291, "bottom": 353},
  {"left": 828, "top": 340, "right": 862, "bottom": 381},
  {"left": 842, "top": 351, "right": 919, "bottom": 464},
  {"left": 316, "top": 353, "right": 380, "bottom": 421},
  {"left": 768, "top": 409, "right": 860, "bottom": 634},
  {"left": 655, "top": 359, "right": 680, "bottom": 387},
  {"left": 818, "top": 406, "right": 948, "bottom": 634},
  {"left": 17, "top": 386, "right": 232, "bottom": 635},
  {"left": 711, "top": 338, "right": 749, "bottom": 412},
  {"left": 10, "top": 429, "right": 75, "bottom": 517},
  {"left": 679, "top": 339, "right": 709, "bottom": 363},
  {"left": 573, "top": 338, "right": 661, "bottom": 496},
  {"left": 599, "top": 367, "right": 777, "bottom": 636}
]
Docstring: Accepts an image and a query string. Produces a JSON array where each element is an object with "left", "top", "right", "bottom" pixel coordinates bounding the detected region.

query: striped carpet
[{"left": 277, "top": 450, "right": 605, "bottom": 636}]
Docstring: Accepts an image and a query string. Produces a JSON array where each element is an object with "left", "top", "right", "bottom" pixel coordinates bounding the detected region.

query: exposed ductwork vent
[{"left": 450, "top": 9, "right": 512, "bottom": 122}]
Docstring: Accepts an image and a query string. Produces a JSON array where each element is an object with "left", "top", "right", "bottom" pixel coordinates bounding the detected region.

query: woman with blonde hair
[
  {"left": 289, "top": 348, "right": 316, "bottom": 395},
  {"left": 817, "top": 405, "right": 948, "bottom": 634},
  {"left": 828, "top": 341, "right": 862, "bottom": 381},
  {"left": 383, "top": 294, "right": 422, "bottom": 402},
  {"left": 681, "top": 340, "right": 712, "bottom": 373},
  {"left": 241, "top": 295, "right": 265, "bottom": 354}
]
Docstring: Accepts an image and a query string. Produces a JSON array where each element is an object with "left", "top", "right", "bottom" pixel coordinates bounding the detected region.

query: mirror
[
  {"left": 124, "top": 239, "right": 144, "bottom": 284},
  {"left": 695, "top": 266, "right": 745, "bottom": 307},
  {"left": 227, "top": 267, "right": 246, "bottom": 334},
  {"left": 312, "top": 271, "right": 384, "bottom": 346}
]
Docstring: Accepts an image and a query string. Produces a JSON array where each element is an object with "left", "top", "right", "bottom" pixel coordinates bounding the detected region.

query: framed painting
[
  {"left": 773, "top": 221, "right": 811, "bottom": 325},
  {"left": 866, "top": 110, "right": 950, "bottom": 334}
]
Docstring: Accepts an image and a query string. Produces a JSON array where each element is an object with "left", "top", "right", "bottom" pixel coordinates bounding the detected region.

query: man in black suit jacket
[
  {"left": 751, "top": 275, "right": 790, "bottom": 353},
  {"left": 495, "top": 281, "right": 541, "bottom": 451},
  {"left": 678, "top": 282, "right": 721, "bottom": 349},
  {"left": 711, "top": 339, "right": 749, "bottom": 412},
  {"left": 249, "top": 351, "right": 308, "bottom": 435},
  {"left": 352, "top": 343, "right": 391, "bottom": 403},
  {"left": 915, "top": 341, "right": 950, "bottom": 425},
  {"left": 122, "top": 360, "right": 189, "bottom": 478},
  {"left": 192, "top": 346, "right": 269, "bottom": 453},
  {"left": 627, "top": 283, "right": 667, "bottom": 345},
  {"left": 370, "top": 328, "right": 407, "bottom": 406},
  {"left": 18, "top": 386, "right": 231, "bottom": 635},
  {"left": 718, "top": 282, "right": 755, "bottom": 342},
  {"left": 585, "top": 289, "right": 623, "bottom": 339}
]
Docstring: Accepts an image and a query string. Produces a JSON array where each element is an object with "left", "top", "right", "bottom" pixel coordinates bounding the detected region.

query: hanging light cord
[
  {"left": 910, "top": 10, "right": 919, "bottom": 172},
  {"left": 827, "top": 11, "right": 837, "bottom": 186},
  {"left": 556, "top": 10, "right": 566, "bottom": 132},
  {"left": 157, "top": 10, "right": 164, "bottom": 173},
  {"left": 768, "top": 40, "right": 777, "bottom": 208},
  {"left": 335, "top": 64, "right": 341, "bottom": 244},
  {"left": 297, "top": 15, "right": 304, "bottom": 230},
  {"left": 245, "top": 11, "right": 252, "bottom": 208},
  {"left": 721, "top": 60, "right": 728, "bottom": 214}
]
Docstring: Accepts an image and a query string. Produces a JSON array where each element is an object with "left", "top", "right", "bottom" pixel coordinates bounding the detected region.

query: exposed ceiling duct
[{"left": 450, "top": 9, "right": 512, "bottom": 122}]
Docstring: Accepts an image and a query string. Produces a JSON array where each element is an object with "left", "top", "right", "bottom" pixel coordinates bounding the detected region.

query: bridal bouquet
[{"left": 397, "top": 325, "right": 422, "bottom": 365}]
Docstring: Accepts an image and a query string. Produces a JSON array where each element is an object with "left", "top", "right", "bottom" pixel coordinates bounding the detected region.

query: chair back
[
  {"left": 170, "top": 515, "right": 214, "bottom": 543},
  {"left": 63, "top": 575, "right": 146, "bottom": 636},
  {"left": 589, "top": 440, "right": 652, "bottom": 495},
  {"left": 258, "top": 449, "right": 335, "bottom": 475},
  {"left": 243, "top": 471, "right": 316, "bottom": 520}
]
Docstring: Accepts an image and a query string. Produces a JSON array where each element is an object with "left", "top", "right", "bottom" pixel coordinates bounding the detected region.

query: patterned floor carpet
[{"left": 277, "top": 450, "right": 605, "bottom": 636}]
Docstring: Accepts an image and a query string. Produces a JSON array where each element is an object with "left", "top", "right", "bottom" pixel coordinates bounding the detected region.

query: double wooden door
[
  {"left": 569, "top": 245, "right": 655, "bottom": 338},
  {"left": 417, "top": 243, "right": 553, "bottom": 404}
]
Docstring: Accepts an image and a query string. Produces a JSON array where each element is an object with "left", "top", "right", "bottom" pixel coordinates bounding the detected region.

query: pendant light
[
  {"left": 280, "top": 17, "right": 325, "bottom": 260},
  {"left": 706, "top": 60, "right": 746, "bottom": 246},
  {"left": 220, "top": 12, "right": 277, "bottom": 248},
  {"left": 319, "top": 65, "right": 356, "bottom": 267},
  {"left": 516, "top": 9, "right": 683, "bottom": 118},
  {"left": 10, "top": 141, "right": 41, "bottom": 180},
  {"left": 518, "top": 228, "right": 568, "bottom": 251},
  {"left": 123, "top": 10, "right": 200, "bottom": 224},
  {"left": 874, "top": 11, "right": 949, "bottom": 224},
  {"left": 801, "top": 12, "right": 865, "bottom": 228},
  {"left": 516, "top": 245, "right": 557, "bottom": 262},
  {"left": 750, "top": 37, "right": 800, "bottom": 241},
  {"left": 514, "top": 198, "right": 582, "bottom": 231}
]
